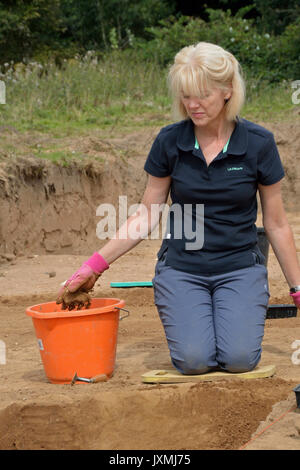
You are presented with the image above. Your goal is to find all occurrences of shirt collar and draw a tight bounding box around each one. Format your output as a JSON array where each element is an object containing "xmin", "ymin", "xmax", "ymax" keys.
[{"xmin": 176, "ymin": 117, "xmax": 248, "ymax": 156}]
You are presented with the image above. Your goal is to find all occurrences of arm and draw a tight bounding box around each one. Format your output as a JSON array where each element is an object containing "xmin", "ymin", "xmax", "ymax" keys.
[
  {"xmin": 56, "ymin": 175, "xmax": 171, "ymax": 304},
  {"xmin": 99, "ymin": 174, "xmax": 171, "ymax": 263},
  {"xmin": 258, "ymin": 181, "xmax": 300, "ymax": 289}
]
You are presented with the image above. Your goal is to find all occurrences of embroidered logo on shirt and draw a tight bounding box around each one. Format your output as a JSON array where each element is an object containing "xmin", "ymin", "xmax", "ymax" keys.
[{"xmin": 227, "ymin": 166, "xmax": 243, "ymax": 172}]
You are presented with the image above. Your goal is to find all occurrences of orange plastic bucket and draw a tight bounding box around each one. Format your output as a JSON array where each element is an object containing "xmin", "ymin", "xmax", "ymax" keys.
[{"xmin": 26, "ymin": 298, "xmax": 126, "ymax": 384}]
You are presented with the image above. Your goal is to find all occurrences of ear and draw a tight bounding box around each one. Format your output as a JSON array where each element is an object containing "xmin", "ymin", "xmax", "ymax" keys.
[{"xmin": 224, "ymin": 84, "xmax": 233, "ymax": 102}]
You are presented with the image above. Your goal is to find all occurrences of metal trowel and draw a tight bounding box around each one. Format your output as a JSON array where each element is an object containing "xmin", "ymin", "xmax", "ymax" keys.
[{"xmin": 71, "ymin": 372, "xmax": 108, "ymax": 385}]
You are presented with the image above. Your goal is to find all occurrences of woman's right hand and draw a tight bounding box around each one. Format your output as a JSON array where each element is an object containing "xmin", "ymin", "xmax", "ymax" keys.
[{"xmin": 56, "ymin": 252, "xmax": 109, "ymax": 310}]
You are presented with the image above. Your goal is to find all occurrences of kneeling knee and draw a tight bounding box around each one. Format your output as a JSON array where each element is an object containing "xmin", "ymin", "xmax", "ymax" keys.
[
  {"xmin": 171, "ymin": 351, "xmax": 212, "ymax": 375},
  {"xmin": 222, "ymin": 351, "xmax": 261, "ymax": 373}
]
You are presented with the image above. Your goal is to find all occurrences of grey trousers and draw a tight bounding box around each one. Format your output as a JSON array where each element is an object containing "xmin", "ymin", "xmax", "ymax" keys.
[{"xmin": 152, "ymin": 251, "xmax": 270, "ymax": 374}]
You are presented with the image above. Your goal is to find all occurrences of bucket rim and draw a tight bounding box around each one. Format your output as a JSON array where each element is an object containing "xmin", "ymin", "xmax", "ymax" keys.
[{"xmin": 26, "ymin": 297, "xmax": 125, "ymax": 319}]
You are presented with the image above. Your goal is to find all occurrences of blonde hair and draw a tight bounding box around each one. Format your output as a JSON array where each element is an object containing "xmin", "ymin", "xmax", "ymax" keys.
[{"xmin": 168, "ymin": 42, "xmax": 245, "ymax": 122}]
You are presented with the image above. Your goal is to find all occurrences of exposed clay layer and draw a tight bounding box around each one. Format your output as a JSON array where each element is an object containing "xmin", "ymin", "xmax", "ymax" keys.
[
  {"xmin": 0, "ymin": 375, "xmax": 296, "ymax": 450},
  {"xmin": 0, "ymin": 121, "xmax": 299, "ymax": 256},
  {"xmin": 0, "ymin": 121, "xmax": 299, "ymax": 450}
]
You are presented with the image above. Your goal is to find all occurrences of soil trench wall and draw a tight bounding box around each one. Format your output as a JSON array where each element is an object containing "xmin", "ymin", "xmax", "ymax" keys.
[
  {"xmin": 0, "ymin": 121, "xmax": 298, "ymax": 256},
  {"xmin": 0, "ymin": 155, "xmax": 147, "ymax": 256}
]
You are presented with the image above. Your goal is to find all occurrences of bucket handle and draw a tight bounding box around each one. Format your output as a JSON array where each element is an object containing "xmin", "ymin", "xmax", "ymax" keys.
[{"xmin": 115, "ymin": 306, "xmax": 130, "ymax": 320}]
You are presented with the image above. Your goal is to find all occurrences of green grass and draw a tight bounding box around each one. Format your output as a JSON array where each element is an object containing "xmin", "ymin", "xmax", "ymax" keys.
[
  {"xmin": 0, "ymin": 50, "xmax": 298, "ymax": 162},
  {"xmin": 1, "ymin": 50, "xmax": 170, "ymax": 135},
  {"xmin": 243, "ymin": 79, "xmax": 297, "ymax": 122},
  {"xmin": 33, "ymin": 149, "xmax": 78, "ymax": 164}
]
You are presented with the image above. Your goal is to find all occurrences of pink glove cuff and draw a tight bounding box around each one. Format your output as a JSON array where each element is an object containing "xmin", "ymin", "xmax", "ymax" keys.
[
  {"xmin": 84, "ymin": 252, "xmax": 109, "ymax": 275},
  {"xmin": 290, "ymin": 291, "xmax": 300, "ymax": 304}
]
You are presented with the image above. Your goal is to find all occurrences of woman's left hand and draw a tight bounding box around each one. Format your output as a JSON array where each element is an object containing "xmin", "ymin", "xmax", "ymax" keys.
[{"xmin": 290, "ymin": 291, "xmax": 300, "ymax": 308}]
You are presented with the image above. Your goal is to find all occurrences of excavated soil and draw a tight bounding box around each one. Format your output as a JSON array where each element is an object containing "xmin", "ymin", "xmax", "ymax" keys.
[{"xmin": 0, "ymin": 119, "xmax": 300, "ymax": 450}]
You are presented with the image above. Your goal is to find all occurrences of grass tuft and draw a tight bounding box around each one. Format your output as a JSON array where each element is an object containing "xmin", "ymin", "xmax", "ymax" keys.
[{"xmin": 0, "ymin": 51, "xmax": 298, "ymax": 162}]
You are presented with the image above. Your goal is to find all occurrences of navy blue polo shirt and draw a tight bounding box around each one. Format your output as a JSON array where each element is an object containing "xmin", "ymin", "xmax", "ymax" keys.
[{"xmin": 144, "ymin": 117, "xmax": 285, "ymax": 275}]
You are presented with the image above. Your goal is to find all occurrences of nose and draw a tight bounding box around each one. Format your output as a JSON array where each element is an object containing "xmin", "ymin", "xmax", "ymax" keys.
[
  {"xmin": 188, "ymin": 98, "xmax": 199, "ymax": 107},
  {"xmin": 187, "ymin": 98, "xmax": 202, "ymax": 110}
]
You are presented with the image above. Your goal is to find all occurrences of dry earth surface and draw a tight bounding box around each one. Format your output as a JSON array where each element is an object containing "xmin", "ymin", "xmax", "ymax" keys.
[{"xmin": 0, "ymin": 118, "xmax": 299, "ymax": 450}]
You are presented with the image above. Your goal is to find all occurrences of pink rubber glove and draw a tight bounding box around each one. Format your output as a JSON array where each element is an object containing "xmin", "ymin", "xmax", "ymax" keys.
[
  {"xmin": 290, "ymin": 291, "xmax": 300, "ymax": 309},
  {"xmin": 57, "ymin": 252, "xmax": 109, "ymax": 297}
]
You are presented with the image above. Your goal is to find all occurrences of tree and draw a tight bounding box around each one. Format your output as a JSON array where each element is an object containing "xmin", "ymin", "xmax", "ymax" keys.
[
  {"xmin": 0, "ymin": 0, "xmax": 65, "ymax": 62},
  {"xmin": 60, "ymin": 0, "xmax": 176, "ymax": 50},
  {"xmin": 254, "ymin": 0, "xmax": 300, "ymax": 35}
]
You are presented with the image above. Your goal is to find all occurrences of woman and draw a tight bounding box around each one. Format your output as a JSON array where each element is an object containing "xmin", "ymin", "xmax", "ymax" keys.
[{"xmin": 57, "ymin": 42, "xmax": 300, "ymax": 375}]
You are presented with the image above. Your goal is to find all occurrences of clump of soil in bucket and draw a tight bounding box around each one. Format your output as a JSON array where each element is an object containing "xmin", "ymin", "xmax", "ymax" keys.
[{"xmin": 56, "ymin": 290, "xmax": 91, "ymax": 310}]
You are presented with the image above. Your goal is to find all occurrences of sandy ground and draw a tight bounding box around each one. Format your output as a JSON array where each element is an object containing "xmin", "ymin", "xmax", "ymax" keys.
[
  {"xmin": 0, "ymin": 119, "xmax": 300, "ymax": 450},
  {"xmin": 0, "ymin": 225, "xmax": 300, "ymax": 450}
]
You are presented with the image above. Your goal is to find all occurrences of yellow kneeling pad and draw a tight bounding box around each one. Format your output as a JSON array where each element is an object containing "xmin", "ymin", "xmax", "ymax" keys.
[{"xmin": 141, "ymin": 364, "xmax": 276, "ymax": 384}]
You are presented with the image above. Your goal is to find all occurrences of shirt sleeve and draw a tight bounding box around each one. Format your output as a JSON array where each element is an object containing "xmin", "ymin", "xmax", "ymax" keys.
[
  {"xmin": 257, "ymin": 134, "xmax": 285, "ymax": 185},
  {"xmin": 144, "ymin": 130, "xmax": 171, "ymax": 177}
]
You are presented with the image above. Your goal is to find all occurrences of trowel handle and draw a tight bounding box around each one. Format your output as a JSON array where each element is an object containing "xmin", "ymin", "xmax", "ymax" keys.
[{"xmin": 90, "ymin": 373, "xmax": 108, "ymax": 383}]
